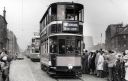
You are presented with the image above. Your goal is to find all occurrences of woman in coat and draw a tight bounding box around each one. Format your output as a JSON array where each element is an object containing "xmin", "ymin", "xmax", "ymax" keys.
[{"xmin": 96, "ymin": 52, "xmax": 104, "ymax": 77}]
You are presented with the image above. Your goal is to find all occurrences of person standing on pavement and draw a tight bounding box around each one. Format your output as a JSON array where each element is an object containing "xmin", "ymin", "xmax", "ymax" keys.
[
  {"xmin": 90, "ymin": 52, "xmax": 96, "ymax": 75},
  {"xmin": 0, "ymin": 50, "xmax": 10, "ymax": 81},
  {"xmin": 0, "ymin": 54, "xmax": 4, "ymax": 81},
  {"xmin": 96, "ymin": 51, "xmax": 104, "ymax": 77},
  {"xmin": 103, "ymin": 51, "xmax": 108, "ymax": 78},
  {"xmin": 121, "ymin": 52, "xmax": 126, "ymax": 81},
  {"xmin": 107, "ymin": 50, "xmax": 116, "ymax": 81},
  {"xmin": 82, "ymin": 50, "xmax": 89, "ymax": 74},
  {"xmin": 124, "ymin": 50, "xmax": 128, "ymax": 81},
  {"xmin": 88, "ymin": 52, "xmax": 92, "ymax": 74},
  {"xmin": 95, "ymin": 50, "xmax": 100, "ymax": 76},
  {"xmin": 114, "ymin": 53, "xmax": 122, "ymax": 81}
]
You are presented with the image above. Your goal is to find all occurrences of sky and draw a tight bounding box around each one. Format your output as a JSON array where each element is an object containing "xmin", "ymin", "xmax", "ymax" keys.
[{"xmin": 0, "ymin": 0, "xmax": 128, "ymax": 50}]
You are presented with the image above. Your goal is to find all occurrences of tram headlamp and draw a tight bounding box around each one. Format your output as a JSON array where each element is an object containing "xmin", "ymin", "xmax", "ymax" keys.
[
  {"xmin": 48, "ymin": 61, "xmax": 51, "ymax": 66},
  {"xmin": 68, "ymin": 64, "xmax": 73, "ymax": 70}
]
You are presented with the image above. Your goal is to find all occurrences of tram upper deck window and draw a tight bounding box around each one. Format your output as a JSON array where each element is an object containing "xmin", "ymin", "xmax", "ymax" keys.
[
  {"xmin": 32, "ymin": 39, "xmax": 35, "ymax": 42},
  {"xmin": 35, "ymin": 49, "xmax": 39, "ymax": 53},
  {"xmin": 51, "ymin": 5, "xmax": 57, "ymax": 21},
  {"xmin": 35, "ymin": 38, "xmax": 40, "ymax": 42},
  {"xmin": 57, "ymin": 5, "xmax": 65, "ymax": 20},
  {"xmin": 57, "ymin": 4, "xmax": 83, "ymax": 22}
]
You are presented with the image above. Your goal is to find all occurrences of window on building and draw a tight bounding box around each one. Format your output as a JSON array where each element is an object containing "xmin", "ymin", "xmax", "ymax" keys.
[{"xmin": 124, "ymin": 35, "xmax": 126, "ymax": 39}]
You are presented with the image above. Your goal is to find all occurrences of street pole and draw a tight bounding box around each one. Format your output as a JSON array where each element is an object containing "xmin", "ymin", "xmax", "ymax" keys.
[
  {"xmin": 101, "ymin": 33, "xmax": 102, "ymax": 49},
  {"xmin": 12, "ymin": 33, "xmax": 13, "ymax": 55}
]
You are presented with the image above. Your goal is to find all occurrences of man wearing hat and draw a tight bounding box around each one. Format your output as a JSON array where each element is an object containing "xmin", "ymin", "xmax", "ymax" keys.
[{"xmin": 124, "ymin": 50, "xmax": 128, "ymax": 81}]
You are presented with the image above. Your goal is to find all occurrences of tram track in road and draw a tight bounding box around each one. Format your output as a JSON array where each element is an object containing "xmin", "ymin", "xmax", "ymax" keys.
[{"xmin": 55, "ymin": 76, "xmax": 85, "ymax": 81}]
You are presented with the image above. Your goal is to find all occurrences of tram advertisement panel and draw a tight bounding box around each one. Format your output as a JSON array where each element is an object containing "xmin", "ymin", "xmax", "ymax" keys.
[{"xmin": 63, "ymin": 21, "xmax": 79, "ymax": 32}]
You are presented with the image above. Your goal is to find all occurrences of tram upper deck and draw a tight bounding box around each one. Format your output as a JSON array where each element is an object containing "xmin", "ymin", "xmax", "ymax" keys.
[{"xmin": 40, "ymin": 2, "xmax": 84, "ymax": 37}]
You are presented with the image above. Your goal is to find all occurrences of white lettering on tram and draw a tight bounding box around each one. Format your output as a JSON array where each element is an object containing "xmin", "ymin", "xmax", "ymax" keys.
[{"xmin": 63, "ymin": 23, "xmax": 78, "ymax": 27}]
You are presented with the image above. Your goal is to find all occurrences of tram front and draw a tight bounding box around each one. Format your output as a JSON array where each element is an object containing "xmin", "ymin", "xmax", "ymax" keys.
[{"xmin": 47, "ymin": 2, "xmax": 84, "ymax": 76}]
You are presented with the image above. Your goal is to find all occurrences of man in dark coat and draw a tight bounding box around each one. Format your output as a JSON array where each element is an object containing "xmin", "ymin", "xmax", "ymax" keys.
[{"xmin": 82, "ymin": 50, "xmax": 89, "ymax": 74}]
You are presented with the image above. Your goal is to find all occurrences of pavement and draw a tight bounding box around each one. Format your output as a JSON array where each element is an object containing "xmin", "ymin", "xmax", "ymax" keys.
[
  {"xmin": 9, "ymin": 59, "xmax": 36, "ymax": 81},
  {"xmin": 9, "ymin": 57, "xmax": 107, "ymax": 81}
]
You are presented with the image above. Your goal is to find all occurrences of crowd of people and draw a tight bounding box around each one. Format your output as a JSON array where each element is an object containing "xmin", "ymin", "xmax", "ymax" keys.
[
  {"xmin": 0, "ymin": 49, "xmax": 13, "ymax": 81},
  {"xmin": 82, "ymin": 49, "xmax": 128, "ymax": 81}
]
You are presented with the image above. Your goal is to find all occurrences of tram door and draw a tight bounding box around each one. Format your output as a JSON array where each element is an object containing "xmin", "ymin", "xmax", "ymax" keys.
[{"xmin": 59, "ymin": 39, "xmax": 65, "ymax": 54}]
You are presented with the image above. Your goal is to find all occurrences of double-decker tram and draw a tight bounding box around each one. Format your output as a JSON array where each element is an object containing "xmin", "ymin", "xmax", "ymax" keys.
[
  {"xmin": 29, "ymin": 35, "xmax": 40, "ymax": 61},
  {"xmin": 40, "ymin": 2, "xmax": 84, "ymax": 76}
]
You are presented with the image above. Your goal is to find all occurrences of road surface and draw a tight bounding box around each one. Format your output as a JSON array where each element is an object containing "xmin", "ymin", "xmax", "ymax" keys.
[{"xmin": 9, "ymin": 57, "xmax": 107, "ymax": 81}]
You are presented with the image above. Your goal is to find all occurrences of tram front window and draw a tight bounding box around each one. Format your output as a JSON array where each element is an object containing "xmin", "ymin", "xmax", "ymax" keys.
[
  {"xmin": 57, "ymin": 4, "xmax": 83, "ymax": 21},
  {"xmin": 59, "ymin": 39, "xmax": 65, "ymax": 54},
  {"xmin": 35, "ymin": 49, "xmax": 39, "ymax": 53},
  {"xmin": 66, "ymin": 45, "xmax": 74, "ymax": 53},
  {"xmin": 75, "ymin": 40, "xmax": 81, "ymax": 53},
  {"xmin": 58, "ymin": 38, "xmax": 81, "ymax": 54}
]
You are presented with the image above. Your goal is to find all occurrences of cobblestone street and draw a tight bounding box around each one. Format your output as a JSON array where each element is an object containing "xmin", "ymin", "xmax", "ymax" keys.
[{"xmin": 9, "ymin": 57, "xmax": 107, "ymax": 81}]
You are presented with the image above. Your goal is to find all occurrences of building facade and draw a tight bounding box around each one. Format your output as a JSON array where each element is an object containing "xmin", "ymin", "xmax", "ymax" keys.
[
  {"xmin": 84, "ymin": 36, "xmax": 94, "ymax": 50},
  {"xmin": 105, "ymin": 23, "xmax": 128, "ymax": 52},
  {"xmin": 0, "ymin": 8, "xmax": 8, "ymax": 52},
  {"xmin": 7, "ymin": 30, "xmax": 20, "ymax": 55}
]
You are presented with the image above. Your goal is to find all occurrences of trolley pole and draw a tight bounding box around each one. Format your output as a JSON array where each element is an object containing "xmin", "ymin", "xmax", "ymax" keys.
[{"xmin": 100, "ymin": 33, "xmax": 102, "ymax": 49}]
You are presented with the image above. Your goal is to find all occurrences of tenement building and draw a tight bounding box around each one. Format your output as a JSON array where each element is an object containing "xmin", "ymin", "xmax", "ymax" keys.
[
  {"xmin": 105, "ymin": 23, "xmax": 128, "ymax": 52},
  {"xmin": 0, "ymin": 8, "xmax": 8, "ymax": 52},
  {"xmin": 7, "ymin": 30, "xmax": 20, "ymax": 55}
]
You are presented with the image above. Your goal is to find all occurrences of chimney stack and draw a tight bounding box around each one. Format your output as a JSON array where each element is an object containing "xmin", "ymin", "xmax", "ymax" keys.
[{"xmin": 3, "ymin": 7, "xmax": 6, "ymax": 19}]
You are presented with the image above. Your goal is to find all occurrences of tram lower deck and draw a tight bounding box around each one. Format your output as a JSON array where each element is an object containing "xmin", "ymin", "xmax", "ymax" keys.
[{"xmin": 40, "ymin": 35, "xmax": 83, "ymax": 76}]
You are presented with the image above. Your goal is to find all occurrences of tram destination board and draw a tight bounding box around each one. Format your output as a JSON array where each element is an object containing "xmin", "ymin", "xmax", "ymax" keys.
[{"xmin": 63, "ymin": 21, "xmax": 79, "ymax": 32}]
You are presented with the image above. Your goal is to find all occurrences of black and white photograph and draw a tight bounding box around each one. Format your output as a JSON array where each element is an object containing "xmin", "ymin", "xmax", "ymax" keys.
[{"xmin": 0, "ymin": 0, "xmax": 128, "ymax": 81}]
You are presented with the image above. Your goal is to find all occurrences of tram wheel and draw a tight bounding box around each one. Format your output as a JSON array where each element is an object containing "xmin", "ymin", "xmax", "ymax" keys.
[
  {"xmin": 41, "ymin": 64, "xmax": 43, "ymax": 70},
  {"xmin": 41, "ymin": 64, "xmax": 45, "ymax": 71},
  {"xmin": 47, "ymin": 68, "xmax": 56, "ymax": 77}
]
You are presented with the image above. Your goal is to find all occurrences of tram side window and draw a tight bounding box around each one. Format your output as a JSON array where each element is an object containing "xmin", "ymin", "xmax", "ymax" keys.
[
  {"xmin": 51, "ymin": 5, "xmax": 57, "ymax": 21},
  {"xmin": 51, "ymin": 24, "xmax": 57, "ymax": 33},
  {"xmin": 79, "ymin": 9, "xmax": 84, "ymax": 21},
  {"xmin": 43, "ymin": 20, "xmax": 45, "ymax": 28},
  {"xmin": 32, "ymin": 39, "xmax": 35, "ymax": 42},
  {"xmin": 79, "ymin": 10, "xmax": 82, "ymax": 21},
  {"xmin": 46, "ymin": 14, "xmax": 49, "ymax": 25},
  {"xmin": 48, "ymin": 8, "xmax": 51, "ymax": 23},
  {"xmin": 50, "ymin": 41, "xmax": 57, "ymax": 53},
  {"xmin": 79, "ymin": 25, "xmax": 83, "ymax": 34},
  {"xmin": 50, "ymin": 24, "xmax": 62, "ymax": 33},
  {"xmin": 76, "ymin": 40, "xmax": 81, "ymax": 53}
]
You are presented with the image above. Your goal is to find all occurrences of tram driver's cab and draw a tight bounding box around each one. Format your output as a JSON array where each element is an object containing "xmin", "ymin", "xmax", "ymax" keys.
[{"xmin": 49, "ymin": 36, "xmax": 81, "ymax": 55}]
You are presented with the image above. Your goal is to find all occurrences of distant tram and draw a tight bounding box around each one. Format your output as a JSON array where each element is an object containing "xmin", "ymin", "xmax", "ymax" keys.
[
  {"xmin": 28, "ymin": 35, "xmax": 40, "ymax": 61},
  {"xmin": 40, "ymin": 2, "xmax": 84, "ymax": 76}
]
